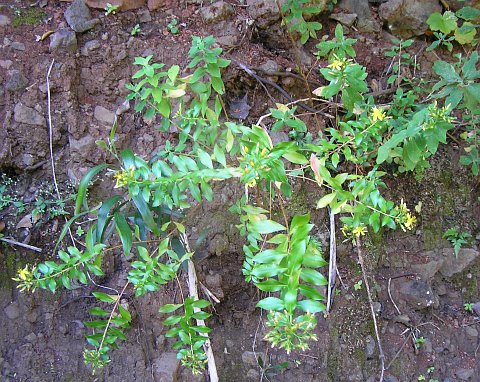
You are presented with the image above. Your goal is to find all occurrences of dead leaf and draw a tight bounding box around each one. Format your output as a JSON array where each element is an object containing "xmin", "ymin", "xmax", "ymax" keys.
[{"xmin": 16, "ymin": 214, "xmax": 33, "ymax": 229}]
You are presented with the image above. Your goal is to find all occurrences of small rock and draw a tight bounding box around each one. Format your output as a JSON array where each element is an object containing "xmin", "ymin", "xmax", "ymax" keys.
[
  {"xmin": 339, "ymin": 0, "xmax": 380, "ymax": 32},
  {"xmin": 115, "ymin": 49, "xmax": 128, "ymax": 61},
  {"xmin": 411, "ymin": 258, "xmax": 444, "ymax": 280},
  {"xmin": 81, "ymin": 39, "xmax": 100, "ymax": 56},
  {"xmin": 0, "ymin": 15, "xmax": 11, "ymax": 27},
  {"xmin": 25, "ymin": 310, "xmax": 38, "ymax": 323},
  {"xmin": 152, "ymin": 352, "xmax": 180, "ymax": 382},
  {"xmin": 49, "ymin": 29, "xmax": 78, "ymax": 53},
  {"xmin": 439, "ymin": 248, "xmax": 479, "ymax": 277},
  {"xmin": 365, "ymin": 335, "xmax": 375, "ymax": 359},
  {"xmin": 199, "ymin": 1, "xmax": 234, "ymax": 24},
  {"xmin": 6, "ymin": 70, "xmax": 28, "ymax": 92},
  {"xmin": 11, "ymin": 41, "xmax": 26, "ymax": 51},
  {"xmin": 65, "ymin": 0, "xmax": 99, "ymax": 33},
  {"xmin": 0, "ymin": 59, "xmax": 13, "ymax": 69},
  {"xmin": 241, "ymin": 351, "xmax": 264, "ymax": 367},
  {"xmin": 465, "ymin": 326, "xmax": 478, "ymax": 338},
  {"xmin": 472, "ymin": 302, "xmax": 480, "ymax": 316},
  {"xmin": 422, "ymin": 337, "xmax": 433, "ymax": 353},
  {"xmin": 436, "ymin": 283, "xmax": 447, "ymax": 295},
  {"xmin": 384, "ymin": 376, "xmax": 399, "ymax": 382},
  {"xmin": 379, "ymin": 0, "xmax": 442, "ymax": 38},
  {"xmin": 247, "ymin": 369, "xmax": 260, "ymax": 380},
  {"xmin": 330, "ymin": 13, "xmax": 357, "ymax": 27},
  {"xmin": 372, "ymin": 302, "xmax": 383, "ymax": 313},
  {"xmin": 14, "ymin": 103, "xmax": 46, "ymax": 126},
  {"xmin": 4, "ymin": 303, "xmax": 20, "ymax": 319},
  {"xmin": 397, "ymin": 279, "xmax": 437, "ymax": 310},
  {"xmin": 94, "ymin": 105, "xmax": 115, "ymax": 125},
  {"xmin": 24, "ymin": 332, "xmax": 37, "ymax": 342},
  {"xmin": 138, "ymin": 9, "xmax": 152, "ymax": 23},
  {"xmin": 259, "ymin": 59, "xmax": 279, "ymax": 75},
  {"xmin": 456, "ymin": 368, "xmax": 474, "ymax": 381},
  {"xmin": 148, "ymin": 0, "xmax": 164, "ymax": 10}
]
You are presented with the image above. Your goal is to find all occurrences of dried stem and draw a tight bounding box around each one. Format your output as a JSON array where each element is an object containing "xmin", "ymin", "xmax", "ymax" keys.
[{"xmin": 356, "ymin": 237, "xmax": 385, "ymax": 382}]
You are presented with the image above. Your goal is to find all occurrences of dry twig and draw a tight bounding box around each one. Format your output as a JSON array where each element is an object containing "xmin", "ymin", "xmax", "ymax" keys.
[{"xmin": 356, "ymin": 237, "xmax": 385, "ymax": 382}]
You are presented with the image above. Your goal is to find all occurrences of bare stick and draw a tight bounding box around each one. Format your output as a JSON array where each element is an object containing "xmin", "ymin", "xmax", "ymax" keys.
[
  {"xmin": 326, "ymin": 209, "xmax": 336, "ymax": 313},
  {"xmin": 356, "ymin": 237, "xmax": 385, "ymax": 382},
  {"xmin": 387, "ymin": 278, "xmax": 402, "ymax": 315},
  {"xmin": 0, "ymin": 237, "xmax": 42, "ymax": 252},
  {"xmin": 181, "ymin": 233, "xmax": 219, "ymax": 382}
]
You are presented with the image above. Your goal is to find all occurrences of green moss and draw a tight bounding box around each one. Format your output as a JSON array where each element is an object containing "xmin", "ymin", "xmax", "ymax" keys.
[
  {"xmin": 452, "ymin": 264, "xmax": 479, "ymax": 302},
  {"xmin": 422, "ymin": 220, "xmax": 444, "ymax": 251},
  {"xmin": 0, "ymin": 250, "xmax": 16, "ymax": 288},
  {"xmin": 12, "ymin": 8, "xmax": 46, "ymax": 27}
]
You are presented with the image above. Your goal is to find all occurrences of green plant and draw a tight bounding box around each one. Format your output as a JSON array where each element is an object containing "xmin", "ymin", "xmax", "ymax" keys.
[
  {"xmin": 12, "ymin": 7, "xmax": 46, "ymax": 27},
  {"xmin": 159, "ymin": 298, "xmax": 212, "ymax": 374},
  {"xmin": 167, "ymin": 17, "xmax": 179, "ymax": 35},
  {"xmin": 354, "ymin": 280, "xmax": 363, "ymax": 291},
  {"xmin": 464, "ymin": 302, "xmax": 474, "ymax": 313},
  {"xmin": 14, "ymin": 26, "xmax": 479, "ymax": 378},
  {"xmin": 443, "ymin": 227, "xmax": 472, "ymax": 257},
  {"xmin": 384, "ymin": 38, "xmax": 415, "ymax": 86},
  {"xmin": 130, "ymin": 23, "xmax": 141, "ymax": 36},
  {"xmin": 415, "ymin": 336, "xmax": 426, "ymax": 349},
  {"xmin": 104, "ymin": 3, "xmax": 119, "ymax": 16},
  {"xmin": 315, "ymin": 23, "xmax": 357, "ymax": 61},
  {"xmin": 427, "ymin": 7, "xmax": 480, "ymax": 47},
  {"xmin": 281, "ymin": 0, "xmax": 324, "ymax": 44},
  {"xmin": 460, "ymin": 119, "xmax": 480, "ymax": 175}
]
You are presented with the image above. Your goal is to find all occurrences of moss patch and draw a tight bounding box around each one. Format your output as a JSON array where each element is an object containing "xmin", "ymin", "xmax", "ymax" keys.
[{"xmin": 12, "ymin": 7, "xmax": 46, "ymax": 27}]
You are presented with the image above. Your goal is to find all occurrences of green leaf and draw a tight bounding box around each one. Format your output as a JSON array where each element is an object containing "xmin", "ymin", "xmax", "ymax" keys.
[
  {"xmin": 300, "ymin": 268, "xmax": 328, "ymax": 285},
  {"xmin": 316, "ymin": 192, "xmax": 336, "ymax": 209},
  {"xmin": 427, "ymin": 11, "xmax": 458, "ymax": 34},
  {"xmin": 167, "ymin": 65, "xmax": 180, "ymax": 82},
  {"xmin": 114, "ymin": 212, "xmax": 133, "ymax": 257},
  {"xmin": 282, "ymin": 151, "xmax": 309, "ymax": 165},
  {"xmin": 75, "ymin": 164, "xmax": 110, "ymax": 214},
  {"xmin": 253, "ymin": 249, "xmax": 288, "ymax": 264},
  {"xmin": 256, "ymin": 297, "xmax": 284, "ymax": 311},
  {"xmin": 159, "ymin": 303, "xmax": 183, "ymax": 313},
  {"xmin": 89, "ymin": 307, "xmax": 109, "ymax": 317},
  {"xmin": 248, "ymin": 220, "xmax": 286, "ymax": 234},
  {"xmin": 456, "ymin": 6, "xmax": 480, "ymax": 21},
  {"xmin": 197, "ymin": 149, "xmax": 213, "ymax": 169},
  {"xmin": 298, "ymin": 299, "xmax": 325, "ymax": 313},
  {"xmin": 93, "ymin": 292, "xmax": 117, "ymax": 303},
  {"xmin": 191, "ymin": 299, "xmax": 210, "ymax": 309},
  {"xmin": 213, "ymin": 144, "xmax": 226, "ymax": 167},
  {"xmin": 132, "ymin": 194, "xmax": 160, "ymax": 236}
]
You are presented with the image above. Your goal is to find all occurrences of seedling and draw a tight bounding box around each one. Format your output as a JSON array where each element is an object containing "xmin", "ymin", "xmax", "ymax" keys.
[
  {"xmin": 105, "ymin": 3, "xmax": 119, "ymax": 16},
  {"xmin": 414, "ymin": 336, "xmax": 426, "ymax": 349},
  {"xmin": 443, "ymin": 227, "xmax": 472, "ymax": 257},
  {"xmin": 130, "ymin": 24, "xmax": 141, "ymax": 36},
  {"xmin": 167, "ymin": 18, "xmax": 179, "ymax": 35},
  {"xmin": 464, "ymin": 302, "xmax": 474, "ymax": 313},
  {"xmin": 354, "ymin": 280, "xmax": 363, "ymax": 291}
]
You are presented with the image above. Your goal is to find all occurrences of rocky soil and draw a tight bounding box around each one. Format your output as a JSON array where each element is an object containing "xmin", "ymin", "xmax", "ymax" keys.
[{"xmin": 1, "ymin": 0, "xmax": 479, "ymax": 381}]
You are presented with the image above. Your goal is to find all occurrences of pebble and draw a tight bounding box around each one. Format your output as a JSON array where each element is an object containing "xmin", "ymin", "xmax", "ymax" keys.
[
  {"xmin": 81, "ymin": 39, "xmax": 101, "ymax": 56},
  {"xmin": 246, "ymin": 369, "xmax": 260, "ymax": 380},
  {"xmin": 4, "ymin": 302, "xmax": 20, "ymax": 320},
  {"xmin": 465, "ymin": 326, "xmax": 478, "ymax": 338},
  {"xmin": 365, "ymin": 335, "xmax": 375, "ymax": 359},
  {"xmin": 138, "ymin": 10, "xmax": 152, "ymax": 23},
  {"xmin": 24, "ymin": 332, "xmax": 37, "ymax": 342},
  {"xmin": 0, "ymin": 59, "xmax": 13, "ymax": 69},
  {"xmin": 25, "ymin": 310, "xmax": 38, "ymax": 323},
  {"xmin": 14, "ymin": 103, "xmax": 46, "ymax": 126},
  {"xmin": 0, "ymin": 15, "xmax": 11, "ymax": 27},
  {"xmin": 6, "ymin": 70, "xmax": 28, "ymax": 92},
  {"xmin": 94, "ymin": 105, "xmax": 115, "ymax": 125},
  {"xmin": 65, "ymin": 0, "xmax": 99, "ymax": 33},
  {"xmin": 456, "ymin": 368, "xmax": 474, "ymax": 380},
  {"xmin": 11, "ymin": 41, "xmax": 26, "ymax": 51},
  {"xmin": 49, "ymin": 29, "xmax": 77, "ymax": 53}
]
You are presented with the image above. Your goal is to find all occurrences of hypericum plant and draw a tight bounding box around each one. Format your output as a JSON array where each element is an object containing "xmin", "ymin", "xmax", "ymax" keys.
[
  {"xmin": 315, "ymin": 23, "xmax": 357, "ymax": 61},
  {"xmin": 159, "ymin": 298, "xmax": 212, "ymax": 374},
  {"xmin": 443, "ymin": 227, "xmax": 472, "ymax": 257},
  {"xmin": 15, "ymin": 25, "xmax": 478, "ymax": 377},
  {"xmin": 281, "ymin": 0, "xmax": 324, "ymax": 44},
  {"xmin": 167, "ymin": 17, "xmax": 180, "ymax": 35}
]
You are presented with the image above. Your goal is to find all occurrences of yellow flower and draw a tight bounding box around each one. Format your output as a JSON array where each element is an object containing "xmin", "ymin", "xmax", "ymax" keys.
[
  {"xmin": 371, "ymin": 106, "xmax": 386, "ymax": 122},
  {"xmin": 352, "ymin": 225, "xmax": 367, "ymax": 237},
  {"xmin": 328, "ymin": 58, "xmax": 344, "ymax": 71},
  {"xmin": 404, "ymin": 213, "xmax": 417, "ymax": 231}
]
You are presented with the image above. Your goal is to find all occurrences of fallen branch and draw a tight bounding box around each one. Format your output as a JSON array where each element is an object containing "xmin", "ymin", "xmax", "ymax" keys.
[
  {"xmin": 356, "ymin": 237, "xmax": 385, "ymax": 382},
  {"xmin": 181, "ymin": 233, "xmax": 219, "ymax": 382},
  {"xmin": 0, "ymin": 237, "xmax": 42, "ymax": 252}
]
